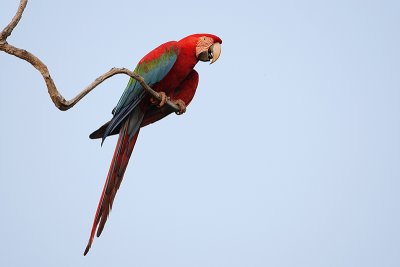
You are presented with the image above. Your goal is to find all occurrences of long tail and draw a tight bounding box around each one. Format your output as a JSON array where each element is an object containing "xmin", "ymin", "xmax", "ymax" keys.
[{"xmin": 84, "ymin": 110, "xmax": 143, "ymax": 256}]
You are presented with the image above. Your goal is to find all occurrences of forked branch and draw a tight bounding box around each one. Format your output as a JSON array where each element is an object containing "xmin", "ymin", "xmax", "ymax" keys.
[{"xmin": 0, "ymin": 0, "xmax": 180, "ymax": 111}]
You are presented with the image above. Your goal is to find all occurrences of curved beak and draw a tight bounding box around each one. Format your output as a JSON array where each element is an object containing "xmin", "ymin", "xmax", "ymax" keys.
[
  {"xmin": 209, "ymin": 42, "xmax": 221, "ymax": 64},
  {"xmin": 197, "ymin": 42, "xmax": 222, "ymax": 64}
]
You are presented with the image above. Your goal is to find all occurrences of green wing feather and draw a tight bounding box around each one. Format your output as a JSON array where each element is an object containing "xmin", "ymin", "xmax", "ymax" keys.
[
  {"xmin": 102, "ymin": 41, "xmax": 179, "ymax": 142},
  {"xmin": 113, "ymin": 42, "xmax": 179, "ymax": 115}
]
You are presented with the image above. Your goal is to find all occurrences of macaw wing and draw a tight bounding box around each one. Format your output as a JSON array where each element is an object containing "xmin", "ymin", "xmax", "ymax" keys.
[{"xmin": 101, "ymin": 41, "xmax": 179, "ymax": 142}]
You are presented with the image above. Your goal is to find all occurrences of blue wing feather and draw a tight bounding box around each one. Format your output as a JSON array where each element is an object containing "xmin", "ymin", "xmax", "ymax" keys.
[{"xmin": 101, "ymin": 42, "xmax": 179, "ymax": 143}]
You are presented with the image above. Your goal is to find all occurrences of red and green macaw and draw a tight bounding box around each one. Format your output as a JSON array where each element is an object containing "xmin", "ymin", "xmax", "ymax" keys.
[{"xmin": 84, "ymin": 34, "xmax": 222, "ymax": 255}]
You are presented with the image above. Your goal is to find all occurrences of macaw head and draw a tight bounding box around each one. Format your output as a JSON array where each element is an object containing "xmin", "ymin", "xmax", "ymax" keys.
[{"xmin": 180, "ymin": 34, "xmax": 222, "ymax": 64}]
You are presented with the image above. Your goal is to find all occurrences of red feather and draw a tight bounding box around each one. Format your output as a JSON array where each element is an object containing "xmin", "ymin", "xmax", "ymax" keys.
[
  {"xmin": 84, "ymin": 122, "xmax": 139, "ymax": 255},
  {"xmin": 84, "ymin": 34, "xmax": 221, "ymax": 255}
]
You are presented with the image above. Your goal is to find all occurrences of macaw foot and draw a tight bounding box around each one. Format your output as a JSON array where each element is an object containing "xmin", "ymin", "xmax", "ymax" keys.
[
  {"xmin": 173, "ymin": 99, "xmax": 187, "ymax": 115},
  {"xmin": 150, "ymin": 91, "xmax": 167, "ymax": 108}
]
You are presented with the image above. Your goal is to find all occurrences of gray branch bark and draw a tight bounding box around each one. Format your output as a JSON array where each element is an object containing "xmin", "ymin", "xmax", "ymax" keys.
[{"xmin": 0, "ymin": 0, "xmax": 180, "ymax": 111}]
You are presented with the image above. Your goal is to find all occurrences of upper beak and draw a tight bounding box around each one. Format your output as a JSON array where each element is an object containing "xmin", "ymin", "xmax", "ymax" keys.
[
  {"xmin": 209, "ymin": 42, "xmax": 221, "ymax": 64},
  {"xmin": 197, "ymin": 42, "xmax": 222, "ymax": 64}
]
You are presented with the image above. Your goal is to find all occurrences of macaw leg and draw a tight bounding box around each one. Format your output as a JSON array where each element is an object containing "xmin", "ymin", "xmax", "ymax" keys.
[
  {"xmin": 150, "ymin": 91, "xmax": 167, "ymax": 107},
  {"xmin": 172, "ymin": 99, "xmax": 187, "ymax": 115},
  {"xmin": 171, "ymin": 69, "xmax": 199, "ymax": 115},
  {"xmin": 141, "ymin": 70, "xmax": 199, "ymax": 127}
]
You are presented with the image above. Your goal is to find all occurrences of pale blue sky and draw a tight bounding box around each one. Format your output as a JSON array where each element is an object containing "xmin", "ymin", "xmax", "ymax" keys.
[{"xmin": 1, "ymin": 0, "xmax": 400, "ymax": 266}]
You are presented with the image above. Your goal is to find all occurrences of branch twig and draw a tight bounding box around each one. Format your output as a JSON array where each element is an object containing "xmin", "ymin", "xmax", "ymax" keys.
[{"xmin": 0, "ymin": 0, "xmax": 179, "ymax": 111}]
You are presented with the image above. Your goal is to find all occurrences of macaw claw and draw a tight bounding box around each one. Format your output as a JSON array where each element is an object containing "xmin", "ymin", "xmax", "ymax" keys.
[
  {"xmin": 173, "ymin": 99, "xmax": 186, "ymax": 115},
  {"xmin": 150, "ymin": 91, "xmax": 167, "ymax": 108}
]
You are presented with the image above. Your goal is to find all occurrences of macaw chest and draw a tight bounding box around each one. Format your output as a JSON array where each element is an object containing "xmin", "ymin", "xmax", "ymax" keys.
[{"xmin": 153, "ymin": 65, "xmax": 195, "ymax": 97}]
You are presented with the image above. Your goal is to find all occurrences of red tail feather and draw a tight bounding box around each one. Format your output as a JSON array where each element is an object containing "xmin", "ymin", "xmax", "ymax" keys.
[{"xmin": 84, "ymin": 122, "xmax": 140, "ymax": 256}]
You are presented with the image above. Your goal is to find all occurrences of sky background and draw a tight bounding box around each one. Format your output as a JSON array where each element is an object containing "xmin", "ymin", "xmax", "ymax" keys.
[{"xmin": 1, "ymin": 0, "xmax": 400, "ymax": 266}]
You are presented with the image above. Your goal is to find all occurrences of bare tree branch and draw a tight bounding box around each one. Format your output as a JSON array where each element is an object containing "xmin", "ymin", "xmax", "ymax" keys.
[
  {"xmin": 0, "ymin": 0, "xmax": 27, "ymax": 41},
  {"xmin": 0, "ymin": 0, "xmax": 180, "ymax": 111}
]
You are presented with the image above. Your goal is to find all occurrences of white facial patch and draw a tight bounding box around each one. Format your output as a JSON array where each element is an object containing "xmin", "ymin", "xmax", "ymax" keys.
[{"xmin": 196, "ymin": 36, "xmax": 214, "ymax": 57}]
